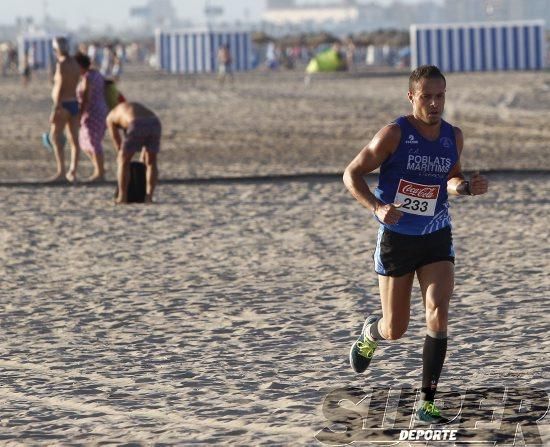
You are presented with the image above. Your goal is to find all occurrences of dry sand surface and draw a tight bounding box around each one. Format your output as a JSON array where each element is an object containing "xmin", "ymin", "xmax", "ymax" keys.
[
  {"xmin": 0, "ymin": 67, "xmax": 549, "ymax": 445},
  {"xmin": 0, "ymin": 66, "xmax": 549, "ymax": 180}
]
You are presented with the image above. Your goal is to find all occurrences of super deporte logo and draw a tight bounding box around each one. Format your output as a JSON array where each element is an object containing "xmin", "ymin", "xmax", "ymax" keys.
[{"xmin": 315, "ymin": 386, "xmax": 549, "ymax": 446}]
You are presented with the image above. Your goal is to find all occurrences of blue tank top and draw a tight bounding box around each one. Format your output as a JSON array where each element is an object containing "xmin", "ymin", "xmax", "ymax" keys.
[{"xmin": 374, "ymin": 116, "xmax": 459, "ymax": 235}]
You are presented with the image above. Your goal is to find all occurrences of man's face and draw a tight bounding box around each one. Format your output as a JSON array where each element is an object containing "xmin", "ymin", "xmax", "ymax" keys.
[{"xmin": 408, "ymin": 77, "xmax": 446, "ymax": 126}]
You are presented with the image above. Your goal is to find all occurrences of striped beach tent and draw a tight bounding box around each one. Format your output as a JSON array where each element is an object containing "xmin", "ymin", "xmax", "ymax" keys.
[
  {"xmin": 410, "ymin": 20, "xmax": 546, "ymax": 72},
  {"xmin": 17, "ymin": 33, "xmax": 71, "ymax": 71},
  {"xmin": 155, "ymin": 28, "xmax": 253, "ymax": 74}
]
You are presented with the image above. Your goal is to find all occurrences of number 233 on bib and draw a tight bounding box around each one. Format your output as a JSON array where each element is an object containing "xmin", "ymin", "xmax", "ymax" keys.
[{"xmin": 394, "ymin": 179, "xmax": 440, "ymax": 216}]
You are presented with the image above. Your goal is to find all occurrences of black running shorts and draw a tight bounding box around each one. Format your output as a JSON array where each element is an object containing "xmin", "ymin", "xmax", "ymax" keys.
[{"xmin": 374, "ymin": 226, "xmax": 455, "ymax": 277}]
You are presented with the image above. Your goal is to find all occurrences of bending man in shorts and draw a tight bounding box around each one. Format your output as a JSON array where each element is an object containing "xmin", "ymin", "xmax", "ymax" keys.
[
  {"xmin": 343, "ymin": 65, "xmax": 488, "ymax": 423},
  {"xmin": 106, "ymin": 102, "xmax": 161, "ymax": 203}
]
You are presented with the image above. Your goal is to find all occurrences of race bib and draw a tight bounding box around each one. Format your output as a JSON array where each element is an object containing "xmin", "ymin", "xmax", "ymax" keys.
[{"xmin": 394, "ymin": 179, "xmax": 440, "ymax": 216}]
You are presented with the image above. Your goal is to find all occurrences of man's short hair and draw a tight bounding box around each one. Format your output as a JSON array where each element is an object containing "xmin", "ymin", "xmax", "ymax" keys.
[
  {"xmin": 52, "ymin": 37, "xmax": 69, "ymax": 55},
  {"xmin": 409, "ymin": 65, "xmax": 446, "ymax": 92},
  {"xmin": 75, "ymin": 52, "xmax": 91, "ymax": 69}
]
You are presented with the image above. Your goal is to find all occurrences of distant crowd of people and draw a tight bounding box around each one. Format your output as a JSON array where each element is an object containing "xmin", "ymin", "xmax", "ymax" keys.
[
  {"xmin": 1, "ymin": 42, "xmax": 19, "ymax": 76},
  {"xmin": 261, "ymin": 40, "xmax": 357, "ymax": 71},
  {"xmin": 47, "ymin": 37, "xmax": 161, "ymax": 204},
  {"xmin": 0, "ymin": 39, "xmax": 153, "ymax": 87},
  {"xmin": 258, "ymin": 38, "xmax": 409, "ymax": 72}
]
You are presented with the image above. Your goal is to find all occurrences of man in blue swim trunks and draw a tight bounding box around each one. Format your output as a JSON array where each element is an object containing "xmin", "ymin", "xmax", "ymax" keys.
[
  {"xmin": 343, "ymin": 65, "xmax": 488, "ymax": 424},
  {"xmin": 49, "ymin": 37, "xmax": 81, "ymax": 183}
]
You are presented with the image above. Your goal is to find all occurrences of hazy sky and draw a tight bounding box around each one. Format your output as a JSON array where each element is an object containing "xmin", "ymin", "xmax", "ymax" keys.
[{"xmin": 0, "ymin": 0, "xmax": 439, "ymax": 29}]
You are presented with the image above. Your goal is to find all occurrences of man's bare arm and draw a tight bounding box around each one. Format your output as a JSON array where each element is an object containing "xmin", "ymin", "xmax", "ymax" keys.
[
  {"xmin": 343, "ymin": 124, "xmax": 404, "ymax": 225},
  {"xmin": 106, "ymin": 111, "xmax": 122, "ymax": 152},
  {"xmin": 447, "ymin": 127, "xmax": 468, "ymax": 195},
  {"xmin": 447, "ymin": 127, "xmax": 489, "ymax": 196}
]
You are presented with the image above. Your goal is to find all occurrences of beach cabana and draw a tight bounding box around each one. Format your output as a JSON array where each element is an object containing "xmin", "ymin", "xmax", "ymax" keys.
[
  {"xmin": 17, "ymin": 33, "xmax": 70, "ymax": 71},
  {"xmin": 410, "ymin": 20, "xmax": 546, "ymax": 72},
  {"xmin": 155, "ymin": 28, "xmax": 253, "ymax": 74}
]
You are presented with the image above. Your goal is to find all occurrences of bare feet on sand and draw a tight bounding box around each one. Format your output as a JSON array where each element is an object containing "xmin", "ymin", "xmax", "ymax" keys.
[
  {"xmin": 86, "ymin": 174, "xmax": 105, "ymax": 183},
  {"xmin": 65, "ymin": 170, "xmax": 77, "ymax": 185},
  {"xmin": 46, "ymin": 173, "xmax": 67, "ymax": 184}
]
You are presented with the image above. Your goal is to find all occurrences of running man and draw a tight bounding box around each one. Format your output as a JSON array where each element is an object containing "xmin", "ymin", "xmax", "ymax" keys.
[
  {"xmin": 343, "ymin": 65, "xmax": 488, "ymax": 423},
  {"xmin": 106, "ymin": 102, "xmax": 161, "ymax": 204},
  {"xmin": 49, "ymin": 37, "xmax": 81, "ymax": 183}
]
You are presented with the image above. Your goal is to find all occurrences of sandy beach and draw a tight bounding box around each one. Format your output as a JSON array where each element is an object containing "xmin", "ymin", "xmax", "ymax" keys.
[
  {"xmin": 1, "ymin": 67, "xmax": 549, "ymax": 181},
  {"xmin": 0, "ymin": 67, "xmax": 548, "ymax": 445}
]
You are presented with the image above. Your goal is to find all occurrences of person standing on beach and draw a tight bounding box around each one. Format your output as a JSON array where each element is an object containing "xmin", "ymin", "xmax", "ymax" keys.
[
  {"xmin": 75, "ymin": 52, "xmax": 108, "ymax": 182},
  {"xmin": 49, "ymin": 37, "xmax": 81, "ymax": 183},
  {"xmin": 106, "ymin": 102, "xmax": 161, "ymax": 204},
  {"xmin": 343, "ymin": 65, "xmax": 488, "ymax": 423},
  {"xmin": 217, "ymin": 44, "xmax": 233, "ymax": 85},
  {"xmin": 21, "ymin": 50, "xmax": 32, "ymax": 86}
]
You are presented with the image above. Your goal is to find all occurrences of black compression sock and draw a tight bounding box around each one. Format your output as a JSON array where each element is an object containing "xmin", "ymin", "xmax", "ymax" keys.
[{"xmin": 420, "ymin": 332, "xmax": 448, "ymax": 402}]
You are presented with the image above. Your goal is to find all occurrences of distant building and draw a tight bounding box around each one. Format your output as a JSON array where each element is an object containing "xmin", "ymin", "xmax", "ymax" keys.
[
  {"xmin": 261, "ymin": 0, "xmax": 549, "ymax": 35},
  {"xmin": 263, "ymin": 3, "xmax": 361, "ymax": 27},
  {"xmin": 0, "ymin": 24, "xmax": 18, "ymax": 41},
  {"xmin": 261, "ymin": 0, "xmax": 442, "ymax": 35},
  {"xmin": 443, "ymin": 0, "xmax": 550, "ymax": 27},
  {"xmin": 266, "ymin": 0, "xmax": 296, "ymax": 8},
  {"xmin": 130, "ymin": 0, "xmax": 179, "ymax": 30}
]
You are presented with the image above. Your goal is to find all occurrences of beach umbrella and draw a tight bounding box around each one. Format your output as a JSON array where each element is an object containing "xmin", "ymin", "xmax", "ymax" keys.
[
  {"xmin": 351, "ymin": 33, "xmax": 375, "ymax": 47},
  {"xmin": 387, "ymin": 30, "xmax": 409, "ymax": 47},
  {"xmin": 251, "ymin": 31, "xmax": 275, "ymax": 45},
  {"xmin": 277, "ymin": 34, "xmax": 306, "ymax": 47},
  {"xmin": 306, "ymin": 32, "xmax": 341, "ymax": 47},
  {"xmin": 367, "ymin": 29, "xmax": 409, "ymax": 47}
]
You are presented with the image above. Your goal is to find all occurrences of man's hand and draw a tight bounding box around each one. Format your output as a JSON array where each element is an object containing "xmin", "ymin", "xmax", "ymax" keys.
[
  {"xmin": 469, "ymin": 171, "xmax": 489, "ymax": 196},
  {"xmin": 375, "ymin": 202, "xmax": 404, "ymax": 225}
]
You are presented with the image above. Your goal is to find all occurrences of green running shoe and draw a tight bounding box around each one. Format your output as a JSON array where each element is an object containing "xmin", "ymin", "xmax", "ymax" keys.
[
  {"xmin": 349, "ymin": 315, "xmax": 379, "ymax": 373},
  {"xmin": 415, "ymin": 401, "xmax": 449, "ymax": 424}
]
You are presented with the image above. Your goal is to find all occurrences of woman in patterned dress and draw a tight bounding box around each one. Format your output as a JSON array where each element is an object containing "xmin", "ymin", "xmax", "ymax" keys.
[{"xmin": 75, "ymin": 52, "xmax": 108, "ymax": 181}]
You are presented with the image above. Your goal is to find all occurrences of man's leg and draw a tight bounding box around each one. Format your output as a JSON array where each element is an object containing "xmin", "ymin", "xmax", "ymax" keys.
[
  {"xmin": 65, "ymin": 115, "xmax": 81, "ymax": 183},
  {"xmin": 87, "ymin": 152, "xmax": 104, "ymax": 181},
  {"xmin": 377, "ymin": 273, "xmax": 415, "ymax": 340},
  {"xmin": 350, "ymin": 272, "xmax": 414, "ymax": 373},
  {"xmin": 416, "ymin": 261, "xmax": 454, "ymax": 421},
  {"xmin": 49, "ymin": 112, "xmax": 68, "ymax": 181},
  {"xmin": 116, "ymin": 150, "xmax": 134, "ymax": 203},
  {"xmin": 144, "ymin": 150, "xmax": 158, "ymax": 203}
]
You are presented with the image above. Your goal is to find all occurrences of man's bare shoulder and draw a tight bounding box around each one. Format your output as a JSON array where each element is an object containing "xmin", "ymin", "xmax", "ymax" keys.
[
  {"xmin": 59, "ymin": 57, "xmax": 77, "ymax": 71},
  {"xmin": 106, "ymin": 105, "xmax": 122, "ymax": 124},
  {"xmin": 380, "ymin": 122, "xmax": 402, "ymax": 139},
  {"xmin": 108, "ymin": 102, "xmax": 135, "ymax": 126},
  {"xmin": 371, "ymin": 122, "xmax": 402, "ymax": 153}
]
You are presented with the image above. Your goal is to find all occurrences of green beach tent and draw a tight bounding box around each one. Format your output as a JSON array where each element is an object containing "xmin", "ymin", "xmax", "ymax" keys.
[{"xmin": 306, "ymin": 49, "xmax": 346, "ymax": 73}]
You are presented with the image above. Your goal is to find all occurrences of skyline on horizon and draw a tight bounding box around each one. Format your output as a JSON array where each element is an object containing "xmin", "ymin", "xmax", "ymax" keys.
[{"xmin": 1, "ymin": 0, "xmax": 444, "ymax": 31}]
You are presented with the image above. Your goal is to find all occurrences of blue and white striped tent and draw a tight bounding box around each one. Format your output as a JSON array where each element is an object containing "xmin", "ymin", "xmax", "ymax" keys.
[
  {"xmin": 17, "ymin": 33, "xmax": 70, "ymax": 71},
  {"xmin": 155, "ymin": 28, "xmax": 253, "ymax": 74},
  {"xmin": 411, "ymin": 20, "xmax": 546, "ymax": 72}
]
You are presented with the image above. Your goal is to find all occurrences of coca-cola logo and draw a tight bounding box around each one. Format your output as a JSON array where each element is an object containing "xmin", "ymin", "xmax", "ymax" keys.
[{"xmin": 400, "ymin": 182, "xmax": 439, "ymax": 199}]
